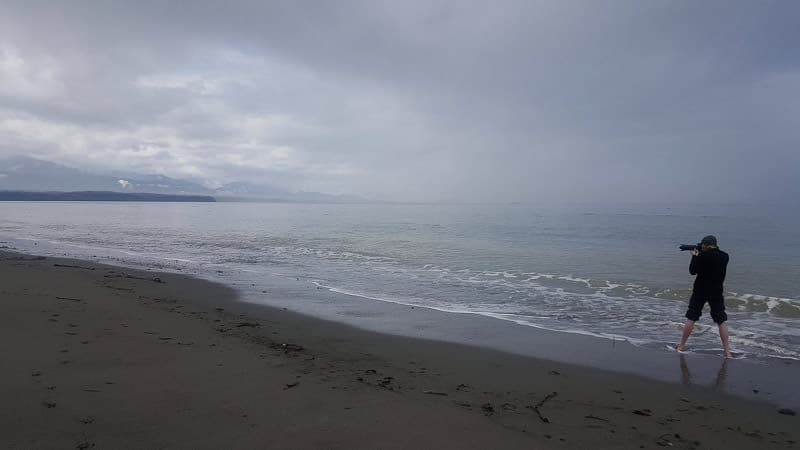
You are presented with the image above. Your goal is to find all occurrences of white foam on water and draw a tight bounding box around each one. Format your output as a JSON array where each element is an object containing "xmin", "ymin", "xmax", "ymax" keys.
[
  {"xmin": 309, "ymin": 271, "xmax": 800, "ymax": 362},
  {"xmin": 729, "ymin": 335, "xmax": 800, "ymax": 360},
  {"xmin": 312, "ymin": 281, "xmax": 651, "ymax": 347},
  {"xmin": 556, "ymin": 275, "xmax": 592, "ymax": 286}
]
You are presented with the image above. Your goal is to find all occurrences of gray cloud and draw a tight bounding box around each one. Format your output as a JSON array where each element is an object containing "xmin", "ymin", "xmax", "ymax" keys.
[{"xmin": 0, "ymin": 0, "xmax": 798, "ymax": 202}]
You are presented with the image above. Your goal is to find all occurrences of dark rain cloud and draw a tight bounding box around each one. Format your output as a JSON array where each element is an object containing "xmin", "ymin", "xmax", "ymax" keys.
[{"xmin": 0, "ymin": 0, "xmax": 798, "ymax": 202}]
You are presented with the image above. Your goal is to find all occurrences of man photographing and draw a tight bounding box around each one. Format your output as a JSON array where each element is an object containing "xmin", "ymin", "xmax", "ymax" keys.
[{"xmin": 677, "ymin": 235, "xmax": 732, "ymax": 358}]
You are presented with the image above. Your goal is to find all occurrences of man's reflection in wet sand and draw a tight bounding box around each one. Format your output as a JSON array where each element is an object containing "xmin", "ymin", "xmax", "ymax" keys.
[{"xmin": 679, "ymin": 353, "xmax": 729, "ymax": 389}]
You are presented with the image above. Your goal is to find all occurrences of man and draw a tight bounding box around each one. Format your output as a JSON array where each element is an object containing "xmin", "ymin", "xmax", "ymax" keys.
[{"xmin": 677, "ymin": 235, "xmax": 732, "ymax": 358}]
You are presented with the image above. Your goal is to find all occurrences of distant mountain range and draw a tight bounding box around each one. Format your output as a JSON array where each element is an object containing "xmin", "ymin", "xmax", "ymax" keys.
[
  {"xmin": 0, "ymin": 156, "xmax": 365, "ymax": 203},
  {"xmin": 0, "ymin": 191, "xmax": 215, "ymax": 202}
]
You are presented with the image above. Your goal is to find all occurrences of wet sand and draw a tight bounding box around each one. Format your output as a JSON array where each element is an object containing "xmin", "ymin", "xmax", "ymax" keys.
[{"xmin": 1, "ymin": 250, "xmax": 797, "ymax": 449}]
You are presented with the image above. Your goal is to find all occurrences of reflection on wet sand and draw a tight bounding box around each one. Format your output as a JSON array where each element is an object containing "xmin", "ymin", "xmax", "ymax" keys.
[{"xmin": 679, "ymin": 354, "xmax": 729, "ymax": 390}]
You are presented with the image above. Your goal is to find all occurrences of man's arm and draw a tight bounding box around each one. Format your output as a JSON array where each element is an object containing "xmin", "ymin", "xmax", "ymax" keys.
[
  {"xmin": 721, "ymin": 253, "xmax": 729, "ymax": 283},
  {"xmin": 689, "ymin": 252, "xmax": 702, "ymax": 275}
]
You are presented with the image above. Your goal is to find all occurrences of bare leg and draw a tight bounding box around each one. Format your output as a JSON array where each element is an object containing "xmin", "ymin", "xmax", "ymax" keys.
[
  {"xmin": 718, "ymin": 322, "xmax": 732, "ymax": 358},
  {"xmin": 677, "ymin": 319, "xmax": 695, "ymax": 352}
]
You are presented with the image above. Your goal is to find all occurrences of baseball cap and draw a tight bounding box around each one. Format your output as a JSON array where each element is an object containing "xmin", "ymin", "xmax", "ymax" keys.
[{"xmin": 701, "ymin": 235, "xmax": 718, "ymax": 246}]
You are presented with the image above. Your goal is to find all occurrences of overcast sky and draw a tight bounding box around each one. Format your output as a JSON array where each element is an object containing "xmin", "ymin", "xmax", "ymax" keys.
[{"xmin": 0, "ymin": 1, "xmax": 798, "ymax": 202}]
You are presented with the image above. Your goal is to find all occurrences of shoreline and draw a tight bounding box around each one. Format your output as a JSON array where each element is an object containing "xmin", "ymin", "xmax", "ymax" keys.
[
  {"xmin": 228, "ymin": 264, "xmax": 800, "ymax": 409},
  {"xmin": 1, "ymin": 250, "xmax": 797, "ymax": 449},
  {"xmin": 5, "ymin": 233, "xmax": 799, "ymax": 368},
  {"xmin": 11, "ymin": 233, "xmax": 799, "ymax": 408}
]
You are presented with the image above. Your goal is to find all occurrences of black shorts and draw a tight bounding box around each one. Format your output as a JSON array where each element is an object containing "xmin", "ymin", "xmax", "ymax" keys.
[{"xmin": 685, "ymin": 294, "xmax": 727, "ymax": 324}]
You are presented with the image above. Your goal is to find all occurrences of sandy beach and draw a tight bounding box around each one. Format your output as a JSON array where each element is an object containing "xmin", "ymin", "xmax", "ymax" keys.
[{"xmin": 1, "ymin": 250, "xmax": 797, "ymax": 449}]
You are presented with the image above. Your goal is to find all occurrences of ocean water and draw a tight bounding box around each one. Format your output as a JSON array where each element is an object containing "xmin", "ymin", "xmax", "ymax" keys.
[{"xmin": 1, "ymin": 201, "xmax": 798, "ymax": 362}]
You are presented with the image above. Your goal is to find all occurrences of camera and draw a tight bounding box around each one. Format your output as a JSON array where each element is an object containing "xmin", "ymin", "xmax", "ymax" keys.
[{"xmin": 679, "ymin": 243, "xmax": 702, "ymax": 252}]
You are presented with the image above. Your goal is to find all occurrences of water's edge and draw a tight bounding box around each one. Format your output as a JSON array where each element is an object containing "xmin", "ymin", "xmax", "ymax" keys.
[{"xmin": 3, "ymin": 238, "xmax": 798, "ymax": 408}]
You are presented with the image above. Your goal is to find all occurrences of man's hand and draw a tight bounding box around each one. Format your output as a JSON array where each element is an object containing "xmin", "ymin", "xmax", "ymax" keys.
[{"xmin": 690, "ymin": 249, "xmax": 699, "ymax": 256}]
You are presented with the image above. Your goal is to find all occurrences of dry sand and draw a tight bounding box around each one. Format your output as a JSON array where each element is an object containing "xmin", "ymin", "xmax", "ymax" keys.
[{"xmin": 1, "ymin": 250, "xmax": 797, "ymax": 449}]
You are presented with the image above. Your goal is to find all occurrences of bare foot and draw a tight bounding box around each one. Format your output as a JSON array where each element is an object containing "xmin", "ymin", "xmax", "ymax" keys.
[
  {"xmin": 724, "ymin": 352, "xmax": 733, "ymax": 359},
  {"xmin": 676, "ymin": 344, "xmax": 686, "ymax": 353}
]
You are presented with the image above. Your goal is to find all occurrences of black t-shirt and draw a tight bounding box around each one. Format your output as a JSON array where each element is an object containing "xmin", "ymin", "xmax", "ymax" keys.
[{"xmin": 690, "ymin": 248, "xmax": 729, "ymax": 297}]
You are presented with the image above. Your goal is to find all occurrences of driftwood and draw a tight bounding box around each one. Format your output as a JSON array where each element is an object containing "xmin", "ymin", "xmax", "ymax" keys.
[
  {"xmin": 585, "ymin": 414, "xmax": 609, "ymax": 422},
  {"xmin": 528, "ymin": 391, "xmax": 558, "ymax": 423},
  {"xmin": 423, "ymin": 390, "xmax": 448, "ymax": 396}
]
